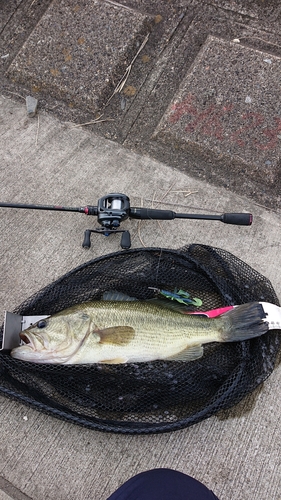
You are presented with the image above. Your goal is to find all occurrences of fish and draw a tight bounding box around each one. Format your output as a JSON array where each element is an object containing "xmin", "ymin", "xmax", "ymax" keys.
[{"xmin": 10, "ymin": 294, "xmax": 269, "ymax": 364}]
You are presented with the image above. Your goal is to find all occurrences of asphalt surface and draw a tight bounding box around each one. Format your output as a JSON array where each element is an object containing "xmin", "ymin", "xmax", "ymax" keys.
[{"xmin": 1, "ymin": 1, "xmax": 281, "ymax": 499}]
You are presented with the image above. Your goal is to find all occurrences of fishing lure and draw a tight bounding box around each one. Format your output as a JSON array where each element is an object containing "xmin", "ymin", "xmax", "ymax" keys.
[{"xmin": 151, "ymin": 288, "xmax": 202, "ymax": 307}]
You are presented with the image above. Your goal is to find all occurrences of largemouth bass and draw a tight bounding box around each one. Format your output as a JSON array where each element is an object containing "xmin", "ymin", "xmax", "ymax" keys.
[{"xmin": 10, "ymin": 297, "xmax": 268, "ymax": 364}]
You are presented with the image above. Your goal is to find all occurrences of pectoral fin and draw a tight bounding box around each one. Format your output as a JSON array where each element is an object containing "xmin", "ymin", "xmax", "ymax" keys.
[
  {"xmin": 166, "ymin": 345, "xmax": 204, "ymax": 362},
  {"xmin": 96, "ymin": 326, "xmax": 135, "ymax": 345}
]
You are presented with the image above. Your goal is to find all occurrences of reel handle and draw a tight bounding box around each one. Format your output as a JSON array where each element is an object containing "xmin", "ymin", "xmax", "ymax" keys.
[
  {"xmin": 121, "ymin": 231, "xmax": 131, "ymax": 249},
  {"xmin": 82, "ymin": 230, "xmax": 91, "ymax": 249}
]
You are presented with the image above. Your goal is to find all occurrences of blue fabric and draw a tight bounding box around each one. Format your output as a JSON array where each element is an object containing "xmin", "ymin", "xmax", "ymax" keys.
[{"xmin": 107, "ymin": 468, "xmax": 220, "ymax": 500}]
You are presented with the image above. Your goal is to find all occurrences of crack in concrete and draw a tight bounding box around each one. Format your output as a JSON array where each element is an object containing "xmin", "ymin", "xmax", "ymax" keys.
[{"xmin": 0, "ymin": 476, "xmax": 32, "ymax": 500}]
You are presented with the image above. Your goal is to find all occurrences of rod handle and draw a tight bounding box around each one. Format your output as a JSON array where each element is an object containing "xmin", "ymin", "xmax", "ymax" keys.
[
  {"xmin": 222, "ymin": 213, "xmax": 253, "ymax": 225},
  {"xmin": 129, "ymin": 208, "xmax": 175, "ymax": 220}
]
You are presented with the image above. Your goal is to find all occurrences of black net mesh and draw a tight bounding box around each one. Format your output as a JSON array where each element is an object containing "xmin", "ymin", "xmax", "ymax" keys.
[{"xmin": 0, "ymin": 244, "xmax": 280, "ymax": 433}]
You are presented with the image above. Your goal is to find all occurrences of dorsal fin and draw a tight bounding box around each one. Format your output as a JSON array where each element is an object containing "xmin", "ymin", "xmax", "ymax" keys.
[
  {"xmin": 147, "ymin": 298, "xmax": 192, "ymax": 314},
  {"xmin": 102, "ymin": 291, "xmax": 138, "ymax": 301}
]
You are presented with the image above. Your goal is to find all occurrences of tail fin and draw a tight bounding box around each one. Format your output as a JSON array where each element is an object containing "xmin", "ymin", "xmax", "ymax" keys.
[{"xmin": 219, "ymin": 302, "xmax": 269, "ymax": 342}]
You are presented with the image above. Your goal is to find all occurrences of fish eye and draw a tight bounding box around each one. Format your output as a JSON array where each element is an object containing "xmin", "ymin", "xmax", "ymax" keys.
[{"xmin": 37, "ymin": 319, "xmax": 47, "ymax": 329}]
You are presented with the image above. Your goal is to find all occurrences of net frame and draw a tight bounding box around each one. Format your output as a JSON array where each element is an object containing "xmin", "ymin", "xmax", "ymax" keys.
[{"xmin": 0, "ymin": 244, "xmax": 280, "ymax": 434}]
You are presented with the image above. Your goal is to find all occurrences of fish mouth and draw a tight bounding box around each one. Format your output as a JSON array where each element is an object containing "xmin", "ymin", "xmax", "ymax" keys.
[
  {"xmin": 20, "ymin": 332, "xmax": 31, "ymax": 345},
  {"xmin": 19, "ymin": 332, "xmax": 38, "ymax": 350},
  {"xmin": 19, "ymin": 331, "xmax": 46, "ymax": 351}
]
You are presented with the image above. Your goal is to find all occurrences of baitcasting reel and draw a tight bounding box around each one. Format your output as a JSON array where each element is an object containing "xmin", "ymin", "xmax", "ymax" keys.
[
  {"xmin": 82, "ymin": 193, "xmax": 132, "ymax": 249},
  {"xmin": 0, "ymin": 193, "xmax": 253, "ymax": 249}
]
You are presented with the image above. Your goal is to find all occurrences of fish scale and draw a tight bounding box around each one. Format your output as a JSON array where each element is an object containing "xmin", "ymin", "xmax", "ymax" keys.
[{"xmin": 11, "ymin": 300, "xmax": 269, "ymax": 364}]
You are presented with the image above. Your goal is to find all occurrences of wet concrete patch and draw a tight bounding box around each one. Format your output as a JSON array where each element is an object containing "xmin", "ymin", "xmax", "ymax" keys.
[
  {"xmin": 120, "ymin": 4, "xmax": 281, "ymax": 208},
  {"xmin": 154, "ymin": 36, "xmax": 281, "ymax": 187},
  {"xmin": 2, "ymin": 0, "xmax": 281, "ymax": 208},
  {"xmin": 6, "ymin": 0, "xmax": 152, "ymax": 113}
]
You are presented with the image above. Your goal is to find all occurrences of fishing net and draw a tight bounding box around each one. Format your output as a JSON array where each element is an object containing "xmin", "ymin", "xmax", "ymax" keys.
[{"xmin": 0, "ymin": 244, "xmax": 280, "ymax": 433}]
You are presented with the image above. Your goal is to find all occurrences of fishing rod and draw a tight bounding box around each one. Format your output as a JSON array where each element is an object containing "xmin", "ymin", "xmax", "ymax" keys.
[{"xmin": 0, "ymin": 193, "xmax": 253, "ymax": 249}]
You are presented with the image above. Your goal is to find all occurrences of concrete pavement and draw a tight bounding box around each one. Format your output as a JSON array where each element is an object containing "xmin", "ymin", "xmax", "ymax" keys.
[
  {"xmin": 0, "ymin": 94, "xmax": 281, "ymax": 500},
  {"xmin": 2, "ymin": 0, "xmax": 281, "ymax": 208}
]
